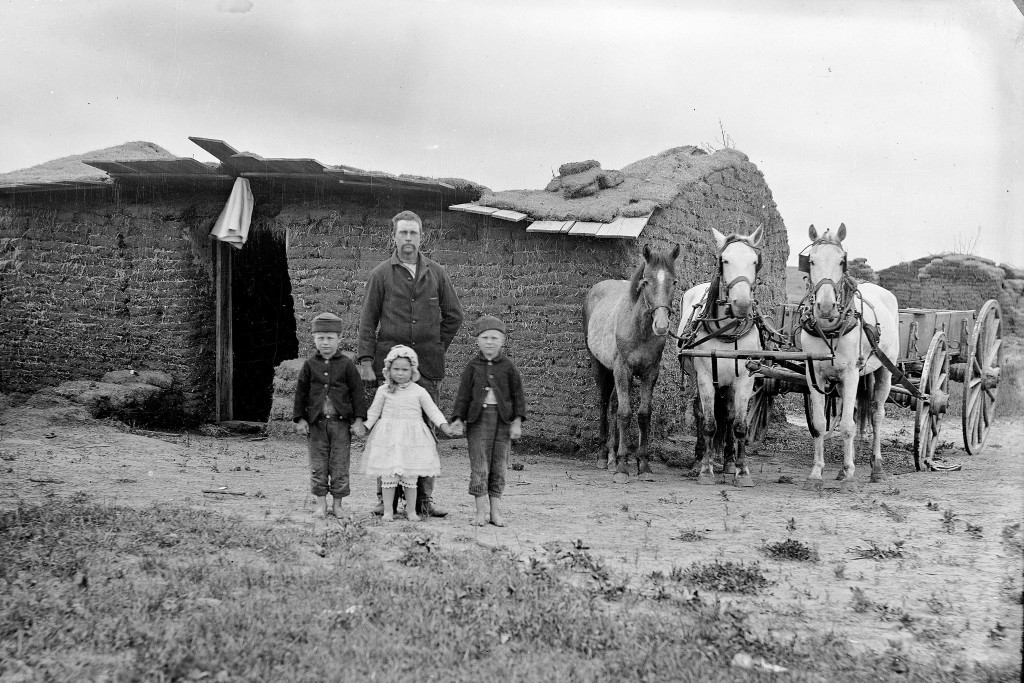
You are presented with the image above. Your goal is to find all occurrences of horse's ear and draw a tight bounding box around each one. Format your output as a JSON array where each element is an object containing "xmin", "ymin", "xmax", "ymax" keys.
[
  {"xmin": 671, "ymin": 243, "xmax": 681, "ymax": 259},
  {"xmin": 837, "ymin": 223, "xmax": 847, "ymax": 242},
  {"xmin": 749, "ymin": 224, "xmax": 764, "ymax": 247},
  {"xmin": 711, "ymin": 227, "xmax": 727, "ymax": 250},
  {"xmin": 808, "ymin": 224, "xmax": 818, "ymax": 240},
  {"xmin": 643, "ymin": 243, "xmax": 652, "ymax": 261}
]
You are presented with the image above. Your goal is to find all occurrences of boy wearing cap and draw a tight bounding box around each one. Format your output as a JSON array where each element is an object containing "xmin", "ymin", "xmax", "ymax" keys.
[
  {"xmin": 294, "ymin": 312, "xmax": 368, "ymax": 519},
  {"xmin": 450, "ymin": 314, "xmax": 526, "ymax": 527}
]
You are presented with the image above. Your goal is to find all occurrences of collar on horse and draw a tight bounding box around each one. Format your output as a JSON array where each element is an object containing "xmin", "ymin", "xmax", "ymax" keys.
[
  {"xmin": 798, "ymin": 273, "xmax": 861, "ymax": 341},
  {"xmin": 678, "ymin": 279, "xmax": 758, "ymax": 350}
]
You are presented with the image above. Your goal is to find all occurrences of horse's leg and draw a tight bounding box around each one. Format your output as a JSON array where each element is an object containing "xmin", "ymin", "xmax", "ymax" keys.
[
  {"xmin": 804, "ymin": 375, "xmax": 827, "ymax": 491},
  {"xmin": 731, "ymin": 375, "xmax": 755, "ymax": 487},
  {"xmin": 593, "ymin": 360, "xmax": 615, "ymax": 470},
  {"xmin": 835, "ymin": 370, "xmax": 860, "ymax": 493},
  {"xmin": 869, "ymin": 368, "xmax": 892, "ymax": 483},
  {"xmin": 635, "ymin": 365, "xmax": 661, "ymax": 482},
  {"xmin": 612, "ymin": 360, "xmax": 633, "ymax": 484},
  {"xmin": 690, "ymin": 393, "xmax": 705, "ymax": 475},
  {"xmin": 695, "ymin": 363, "xmax": 718, "ymax": 485},
  {"xmin": 721, "ymin": 387, "xmax": 736, "ymax": 475}
]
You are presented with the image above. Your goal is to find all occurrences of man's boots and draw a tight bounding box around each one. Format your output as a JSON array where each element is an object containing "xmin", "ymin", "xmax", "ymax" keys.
[{"xmin": 416, "ymin": 476, "xmax": 448, "ymax": 517}]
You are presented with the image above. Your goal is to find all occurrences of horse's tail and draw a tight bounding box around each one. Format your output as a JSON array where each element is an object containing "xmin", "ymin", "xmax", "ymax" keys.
[
  {"xmin": 856, "ymin": 374, "xmax": 874, "ymax": 438},
  {"xmin": 711, "ymin": 386, "xmax": 732, "ymax": 455}
]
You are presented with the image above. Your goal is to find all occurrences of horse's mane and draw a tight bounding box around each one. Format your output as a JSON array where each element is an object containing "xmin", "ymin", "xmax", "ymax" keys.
[
  {"xmin": 629, "ymin": 249, "xmax": 677, "ymax": 303},
  {"xmin": 813, "ymin": 229, "xmax": 843, "ymax": 246}
]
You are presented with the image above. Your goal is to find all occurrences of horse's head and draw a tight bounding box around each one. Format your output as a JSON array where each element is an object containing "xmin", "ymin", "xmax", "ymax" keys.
[
  {"xmin": 712, "ymin": 225, "xmax": 763, "ymax": 319},
  {"xmin": 804, "ymin": 223, "xmax": 849, "ymax": 321},
  {"xmin": 634, "ymin": 243, "xmax": 681, "ymax": 336}
]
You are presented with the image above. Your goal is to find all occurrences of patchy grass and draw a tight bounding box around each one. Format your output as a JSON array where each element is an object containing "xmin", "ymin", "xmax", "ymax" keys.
[
  {"xmin": 761, "ymin": 538, "xmax": 820, "ymax": 562},
  {"xmin": 0, "ymin": 500, "xmax": 1013, "ymax": 682},
  {"xmin": 848, "ymin": 540, "xmax": 909, "ymax": 561},
  {"xmin": 672, "ymin": 560, "xmax": 772, "ymax": 595},
  {"xmin": 670, "ymin": 528, "xmax": 708, "ymax": 542}
]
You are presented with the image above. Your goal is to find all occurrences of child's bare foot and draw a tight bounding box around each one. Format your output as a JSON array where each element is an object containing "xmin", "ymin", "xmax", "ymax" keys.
[
  {"xmin": 382, "ymin": 512, "xmax": 394, "ymax": 522},
  {"xmin": 472, "ymin": 515, "xmax": 488, "ymax": 526},
  {"xmin": 407, "ymin": 513, "xmax": 421, "ymax": 522},
  {"xmin": 314, "ymin": 505, "xmax": 328, "ymax": 519},
  {"xmin": 489, "ymin": 497, "xmax": 504, "ymax": 526},
  {"xmin": 332, "ymin": 503, "xmax": 350, "ymax": 520}
]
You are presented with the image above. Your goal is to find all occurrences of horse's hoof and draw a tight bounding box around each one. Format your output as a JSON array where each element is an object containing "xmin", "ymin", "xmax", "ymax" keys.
[
  {"xmin": 596, "ymin": 458, "xmax": 608, "ymax": 470},
  {"xmin": 839, "ymin": 479, "xmax": 859, "ymax": 494},
  {"xmin": 612, "ymin": 472, "xmax": 630, "ymax": 484},
  {"xmin": 803, "ymin": 478, "xmax": 823, "ymax": 491},
  {"xmin": 734, "ymin": 475, "xmax": 755, "ymax": 488},
  {"xmin": 835, "ymin": 470, "xmax": 847, "ymax": 481},
  {"xmin": 723, "ymin": 463, "xmax": 737, "ymax": 475},
  {"xmin": 870, "ymin": 471, "xmax": 888, "ymax": 483},
  {"xmin": 697, "ymin": 472, "xmax": 716, "ymax": 486}
]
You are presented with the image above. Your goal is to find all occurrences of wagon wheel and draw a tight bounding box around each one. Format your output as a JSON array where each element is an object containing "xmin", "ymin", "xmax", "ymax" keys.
[
  {"xmin": 914, "ymin": 331, "xmax": 950, "ymax": 471},
  {"xmin": 745, "ymin": 377, "xmax": 774, "ymax": 450},
  {"xmin": 962, "ymin": 300, "xmax": 1003, "ymax": 454}
]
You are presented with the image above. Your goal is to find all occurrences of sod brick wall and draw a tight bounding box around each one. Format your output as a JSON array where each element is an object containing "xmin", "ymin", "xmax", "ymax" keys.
[
  {"xmin": 0, "ymin": 189, "xmax": 221, "ymax": 419},
  {"xmin": 878, "ymin": 254, "xmax": 1023, "ymax": 335}
]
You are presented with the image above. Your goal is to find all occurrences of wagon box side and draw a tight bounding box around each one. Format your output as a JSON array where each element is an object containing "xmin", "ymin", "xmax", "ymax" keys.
[{"xmin": 898, "ymin": 308, "xmax": 977, "ymax": 364}]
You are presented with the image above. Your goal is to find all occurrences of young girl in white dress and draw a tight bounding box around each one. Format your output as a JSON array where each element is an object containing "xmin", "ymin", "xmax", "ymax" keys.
[{"xmin": 361, "ymin": 345, "xmax": 453, "ymax": 521}]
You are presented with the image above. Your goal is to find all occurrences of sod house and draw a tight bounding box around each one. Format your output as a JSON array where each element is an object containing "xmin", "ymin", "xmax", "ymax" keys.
[{"xmin": 1, "ymin": 140, "xmax": 788, "ymax": 448}]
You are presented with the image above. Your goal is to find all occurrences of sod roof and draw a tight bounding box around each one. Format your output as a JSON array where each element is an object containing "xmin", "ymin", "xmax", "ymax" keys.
[
  {"xmin": 477, "ymin": 146, "xmax": 750, "ymax": 223},
  {"xmin": 0, "ymin": 141, "xmax": 183, "ymax": 186}
]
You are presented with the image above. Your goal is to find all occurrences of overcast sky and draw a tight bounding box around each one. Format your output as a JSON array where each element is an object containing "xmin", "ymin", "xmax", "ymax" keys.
[{"xmin": 1, "ymin": 0, "xmax": 1021, "ymax": 269}]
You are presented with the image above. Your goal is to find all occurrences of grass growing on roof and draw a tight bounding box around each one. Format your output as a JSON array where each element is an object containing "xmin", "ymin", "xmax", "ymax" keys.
[{"xmin": 479, "ymin": 147, "xmax": 750, "ymax": 224}]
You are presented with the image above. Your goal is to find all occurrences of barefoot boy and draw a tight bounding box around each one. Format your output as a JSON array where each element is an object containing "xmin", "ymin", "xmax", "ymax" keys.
[
  {"xmin": 450, "ymin": 315, "xmax": 526, "ymax": 527},
  {"xmin": 294, "ymin": 312, "xmax": 368, "ymax": 519}
]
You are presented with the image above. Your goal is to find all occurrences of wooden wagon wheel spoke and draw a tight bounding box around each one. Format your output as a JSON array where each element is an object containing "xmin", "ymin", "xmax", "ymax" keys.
[{"xmin": 984, "ymin": 338, "xmax": 1001, "ymax": 368}]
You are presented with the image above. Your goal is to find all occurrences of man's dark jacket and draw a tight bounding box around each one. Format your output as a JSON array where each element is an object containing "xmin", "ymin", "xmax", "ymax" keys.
[
  {"xmin": 451, "ymin": 352, "xmax": 527, "ymax": 426},
  {"xmin": 358, "ymin": 253, "xmax": 463, "ymax": 380},
  {"xmin": 293, "ymin": 351, "xmax": 368, "ymax": 424}
]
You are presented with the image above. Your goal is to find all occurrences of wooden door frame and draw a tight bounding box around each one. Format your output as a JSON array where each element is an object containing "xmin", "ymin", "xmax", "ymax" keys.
[{"xmin": 215, "ymin": 241, "xmax": 233, "ymax": 421}]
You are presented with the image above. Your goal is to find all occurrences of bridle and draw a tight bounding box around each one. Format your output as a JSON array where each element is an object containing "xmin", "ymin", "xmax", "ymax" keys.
[
  {"xmin": 636, "ymin": 271, "xmax": 677, "ymax": 316},
  {"xmin": 798, "ymin": 239, "xmax": 860, "ymax": 340},
  {"xmin": 716, "ymin": 235, "xmax": 762, "ymax": 310},
  {"xmin": 675, "ymin": 237, "xmax": 762, "ymax": 346}
]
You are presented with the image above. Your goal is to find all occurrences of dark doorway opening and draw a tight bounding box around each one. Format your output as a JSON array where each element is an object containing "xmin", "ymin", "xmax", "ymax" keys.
[{"xmin": 230, "ymin": 226, "xmax": 297, "ymax": 421}]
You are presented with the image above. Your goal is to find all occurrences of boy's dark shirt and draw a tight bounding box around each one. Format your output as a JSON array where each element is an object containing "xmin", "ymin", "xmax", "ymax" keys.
[
  {"xmin": 357, "ymin": 253, "xmax": 463, "ymax": 381},
  {"xmin": 452, "ymin": 352, "xmax": 526, "ymax": 425},
  {"xmin": 293, "ymin": 351, "xmax": 368, "ymax": 424}
]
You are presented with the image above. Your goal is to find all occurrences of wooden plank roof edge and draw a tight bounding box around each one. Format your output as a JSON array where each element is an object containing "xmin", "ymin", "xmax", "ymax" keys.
[
  {"xmin": 188, "ymin": 136, "xmax": 240, "ymax": 162},
  {"xmin": 448, "ymin": 204, "xmax": 531, "ymax": 221}
]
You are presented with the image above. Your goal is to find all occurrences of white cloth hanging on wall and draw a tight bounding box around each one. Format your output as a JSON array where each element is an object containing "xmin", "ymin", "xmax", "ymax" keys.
[{"xmin": 209, "ymin": 177, "xmax": 254, "ymax": 250}]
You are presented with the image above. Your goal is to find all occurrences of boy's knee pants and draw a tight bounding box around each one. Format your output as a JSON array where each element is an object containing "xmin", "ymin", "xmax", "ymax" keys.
[
  {"xmin": 308, "ymin": 417, "xmax": 352, "ymax": 498},
  {"xmin": 467, "ymin": 407, "xmax": 510, "ymax": 498}
]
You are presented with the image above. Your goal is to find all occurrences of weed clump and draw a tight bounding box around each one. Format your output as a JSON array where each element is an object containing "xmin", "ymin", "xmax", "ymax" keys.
[
  {"xmin": 672, "ymin": 560, "xmax": 771, "ymax": 595},
  {"xmin": 761, "ymin": 539, "xmax": 819, "ymax": 562},
  {"xmin": 848, "ymin": 540, "xmax": 907, "ymax": 561},
  {"xmin": 670, "ymin": 528, "xmax": 707, "ymax": 542}
]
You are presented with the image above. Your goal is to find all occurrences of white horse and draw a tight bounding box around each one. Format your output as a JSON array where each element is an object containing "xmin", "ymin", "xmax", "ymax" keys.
[
  {"xmin": 798, "ymin": 224, "xmax": 899, "ymax": 492},
  {"xmin": 677, "ymin": 226, "xmax": 763, "ymax": 486}
]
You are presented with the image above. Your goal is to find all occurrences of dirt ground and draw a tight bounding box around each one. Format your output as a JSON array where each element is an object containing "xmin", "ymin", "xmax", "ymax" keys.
[{"xmin": 1, "ymin": 395, "xmax": 1021, "ymax": 674}]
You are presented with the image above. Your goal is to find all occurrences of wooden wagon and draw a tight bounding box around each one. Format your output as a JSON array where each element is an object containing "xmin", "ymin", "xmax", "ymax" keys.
[{"xmin": 679, "ymin": 300, "xmax": 1005, "ymax": 471}]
